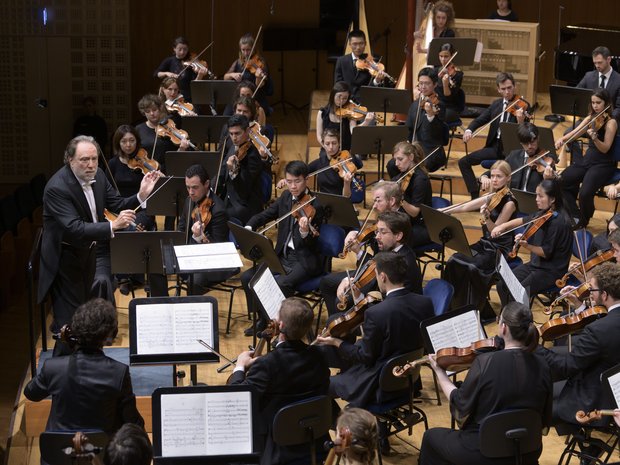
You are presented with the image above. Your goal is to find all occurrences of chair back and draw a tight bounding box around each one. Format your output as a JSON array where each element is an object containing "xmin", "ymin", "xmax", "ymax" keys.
[
  {"xmin": 572, "ymin": 229, "xmax": 593, "ymax": 260},
  {"xmin": 260, "ymin": 170, "xmax": 273, "ymax": 204},
  {"xmin": 479, "ymin": 409, "xmax": 542, "ymax": 459},
  {"xmin": 40, "ymin": 430, "xmax": 109, "ymax": 465},
  {"xmin": 379, "ymin": 347, "xmax": 425, "ymax": 393},
  {"xmin": 431, "ymin": 196, "xmax": 450, "ymax": 210},
  {"xmin": 272, "ymin": 395, "xmax": 331, "ymax": 447},
  {"xmin": 423, "ymin": 279, "xmax": 454, "ymax": 316},
  {"xmin": 317, "ymin": 224, "xmax": 345, "ymax": 258},
  {"xmin": 609, "ymin": 134, "xmax": 620, "ymax": 164},
  {"xmin": 350, "ymin": 178, "xmax": 366, "ymax": 204}
]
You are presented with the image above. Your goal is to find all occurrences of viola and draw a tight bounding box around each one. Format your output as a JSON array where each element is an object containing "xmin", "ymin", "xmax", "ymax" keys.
[
  {"xmin": 244, "ymin": 54, "xmax": 266, "ymax": 75},
  {"xmin": 486, "ymin": 186, "xmax": 511, "ymax": 212},
  {"xmin": 183, "ymin": 53, "xmax": 216, "ymax": 79},
  {"xmin": 292, "ymin": 192, "xmax": 319, "ymax": 237},
  {"xmin": 125, "ymin": 148, "xmax": 160, "ymax": 175},
  {"xmin": 575, "ymin": 409, "xmax": 616, "ymax": 425},
  {"xmin": 355, "ymin": 56, "xmax": 396, "ymax": 84},
  {"xmin": 337, "ymin": 259, "xmax": 377, "ymax": 311},
  {"xmin": 319, "ymin": 292, "xmax": 382, "ymax": 339},
  {"xmin": 539, "ymin": 305, "xmax": 607, "ymax": 341},
  {"xmin": 544, "ymin": 281, "xmax": 593, "ymax": 315},
  {"xmin": 249, "ymin": 122, "xmax": 278, "ymax": 163},
  {"xmin": 330, "ymin": 150, "xmax": 362, "ymax": 191},
  {"xmin": 339, "ymin": 224, "xmax": 377, "ymax": 259},
  {"xmin": 506, "ymin": 96, "xmax": 531, "ymax": 118},
  {"xmin": 556, "ymin": 249, "xmax": 616, "ymax": 288},
  {"xmin": 165, "ymin": 96, "xmax": 196, "ymax": 117},
  {"xmin": 508, "ymin": 209, "xmax": 556, "ymax": 258},
  {"xmin": 334, "ymin": 101, "xmax": 384, "ymax": 123},
  {"xmin": 419, "ymin": 91, "xmax": 441, "ymax": 113},
  {"xmin": 156, "ymin": 118, "xmax": 197, "ymax": 149},
  {"xmin": 191, "ymin": 196, "xmax": 214, "ymax": 238}
]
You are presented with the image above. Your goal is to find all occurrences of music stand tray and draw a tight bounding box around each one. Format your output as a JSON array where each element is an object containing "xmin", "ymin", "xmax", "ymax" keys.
[
  {"xmin": 190, "ymin": 80, "xmax": 237, "ymax": 109},
  {"xmin": 499, "ymin": 123, "xmax": 557, "ymax": 156},
  {"xmin": 110, "ymin": 231, "xmax": 185, "ymax": 275},
  {"xmin": 427, "ymin": 38, "xmax": 478, "ymax": 67},
  {"xmin": 314, "ymin": 192, "xmax": 360, "ymax": 228},
  {"xmin": 512, "ymin": 189, "xmax": 538, "ymax": 214},
  {"xmin": 180, "ymin": 116, "xmax": 229, "ymax": 150},
  {"xmin": 145, "ymin": 176, "xmax": 186, "ymax": 217},
  {"xmin": 549, "ymin": 85, "xmax": 593, "ymax": 120},
  {"xmin": 419, "ymin": 204, "xmax": 472, "ymax": 257},
  {"xmin": 165, "ymin": 151, "xmax": 222, "ymax": 180},
  {"xmin": 358, "ymin": 87, "xmax": 412, "ymax": 116},
  {"xmin": 228, "ymin": 221, "xmax": 285, "ymax": 275}
]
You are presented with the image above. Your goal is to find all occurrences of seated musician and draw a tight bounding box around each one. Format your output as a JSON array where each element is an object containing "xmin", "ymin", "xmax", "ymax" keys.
[
  {"xmin": 331, "ymin": 408, "xmax": 379, "ymax": 465},
  {"xmin": 215, "ymin": 114, "xmax": 265, "ymax": 224},
  {"xmin": 414, "ymin": 0, "xmax": 456, "ymax": 54},
  {"xmin": 537, "ymin": 262, "xmax": 620, "ymax": 434},
  {"xmin": 435, "ymin": 43, "xmax": 465, "ymax": 124},
  {"xmin": 154, "ymin": 36, "xmax": 206, "ymax": 102},
  {"xmin": 334, "ymin": 30, "xmax": 391, "ymax": 101},
  {"xmin": 224, "ymin": 95, "xmax": 274, "ymax": 152},
  {"xmin": 479, "ymin": 122, "xmax": 556, "ymax": 193},
  {"xmin": 222, "ymin": 80, "xmax": 267, "ymax": 126},
  {"xmin": 590, "ymin": 214, "xmax": 620, "ymax": 255},
  {"xmin": 159, "ymin": 76, "xmax": 197, "ymax": 125},
  {"xmin": 104, "ymin": 423, "xmax": 153, "ymax": 465},
  {"xmin": 316, "ymin": 252, "xmax": 433, "ymax": 454},
  {"xmin": 242, "ymin": 161, "xmax": 324, "ymax": 335},
  {"xmin": 24, "ymin": 298, "xmax": 144, "ymax": 435},
  {"xmin": 442, "ymin": 160, "xmax": 517, "ymax": 315},
  {"xmin": 390, "ymin": 141, "xmax": 432, "ymax": 247},
  {"xmin": 420, "ymin": 302, "xmax": 551, "ymax": 465},
  {"xmin": 229, "ymin": 297, "xmax": 330, "ymax": 465},
  {"xmin": 460, "ymin": 72, "xmax": 529, "ymax": 200},
  {"xmin": 491, "ymin": 180, "xmax": 572, "ymax": 307}
]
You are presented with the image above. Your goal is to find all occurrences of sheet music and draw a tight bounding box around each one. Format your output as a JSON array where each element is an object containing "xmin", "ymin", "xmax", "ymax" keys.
[
  {"xmin": 159, "ymin": 391, "xmax": 253, "ymax": 457},
  {"xmin": 608, "ymin": 371, "xmax": 620, "ymax": 407},
  {"xmin": 251, "ymin": 267, "xmax": 286, "ymax": 320},
  {"xmin": 174, "ymin": 242, "xmax": 243, "ymax": 271},
  {"xmin": 497, "ymin": 254, "xmax": 529, "ymax": 305},
  {"xmin": 175, "ymin": 242, "xmax": 237, "ymax": 256},
  {"xmin": 426, "ymin": 311, "xmax": 485, "ymax": 352},
  {"xmin": 474, "ymin": 41, "xmax": 483, "ymax": 63},
  {"xmin": 136, "ymin": 302, "xmax": 214, "ymax": 354}
]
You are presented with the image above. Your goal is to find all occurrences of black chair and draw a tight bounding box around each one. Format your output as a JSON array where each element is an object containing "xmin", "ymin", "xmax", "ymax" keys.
[
  {"xmin": 39, "ymin": 430, "xmax": 108, "ymax": 465},
  {"xmin": 479, "ymin": 409, "xmax": 542, "ymax": 465},
  {"xmin": 272, "ymin": 395, "xmax": 332, "ymax": 465}
]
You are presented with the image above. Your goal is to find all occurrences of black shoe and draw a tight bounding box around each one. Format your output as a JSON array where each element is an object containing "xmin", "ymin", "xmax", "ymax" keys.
[{"xmin": 244, "ymin": 319, "xmax": 266, "ymax": 337}]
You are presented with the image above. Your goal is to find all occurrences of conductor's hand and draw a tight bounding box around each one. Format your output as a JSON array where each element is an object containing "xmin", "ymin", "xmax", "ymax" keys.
[
  {"xmin": 111, "ymin": 210, "xmax": 136, "ymax": 231},
  {"xmin": 138, "ymin": 170, "xmax": 161, "ymax": 201},
  {"xmin": 235, "ymin": 350, "xmax": 257, "ymax": 371}
]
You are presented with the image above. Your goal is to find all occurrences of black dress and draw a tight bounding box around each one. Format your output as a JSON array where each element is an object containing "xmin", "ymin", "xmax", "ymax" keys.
[
  {"xmin": 153, "ymin": 55, "xmax": 199, "ymax": 101},
  {"xmin": 307, "ymin": 149, "xmax": 363, "ymax": 196},
  {"xmin": 226, "ymin": 57, "xmax": 274, "ymax": 115},
  {"xmin": 318, "ymin": 105, "xmax": 353, "ymax": 151},
  {"xmin": 393, "ymin": 169, "xmax": 432, "ymax": 247}
]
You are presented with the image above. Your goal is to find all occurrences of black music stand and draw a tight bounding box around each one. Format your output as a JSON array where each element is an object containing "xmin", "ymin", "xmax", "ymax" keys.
[
  {"xmin": 419, "ymin": 204, "xmax": 472, "ymax": 258},
  {"xmin": 499, "ymin": 122, "xmax": 557, "ymax": 156},
  {"xmin": 548, "ymin": 85, "xmax": 593, "ymax": 128},
  {"xmin": 358, "ymin": 87, "xmax": 412, "ymax": 127},
  {"xmin": 350, "ymin": 125, "xmax": 409, "ymax": 182},
  {"xmin": 145, "ymin": 176, "xmax": 186, "ymax": 218},
  {"xmin": 427, "ymin": 38, "xmax": 478, "ymax": 67},
  {"xmin": 512, "ymin": 189, "xmax": 538, "ymax": 214},
  {"xmin": 314, "ymin": 192, "xmax": 360, "ymax": 228},
  {"xmin": 165, "ymin": 151, "xmax": 222, "ymax": 180},
  {"xmin": 180, "ymin": 116, "xmax": 229, "ymax": 150},
  {"xmin": 190, "ymin": 80, "xmax": 237, "ymax": 111},
  {"xmin": 228, "ymin": 222, "xmax": 285, "ymax": 275}
]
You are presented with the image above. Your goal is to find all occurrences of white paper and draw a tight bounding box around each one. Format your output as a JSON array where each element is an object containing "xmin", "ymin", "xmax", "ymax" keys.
[
  {"xmin": 497, "ymin": 254, "xmax": 529, "ymax": 306},
  {"xmin": 175, "ymin": 242, "xmax": 237, "ymax": 257},
  {"xmin": 608, "ymin": 371, "xmax": 620, "ymax": 408},
  {"xmin": 160, "ymin": 391, "xmax": 253, "ymax": 457},
  {"xmin": 173, "ymin": 242, "xmax": 243, "ymax": 271},
  {"xmin": 135, "ymin": 302, "xmax": 214, "ymax": 354},
  {"xmin": 474, "ymin": 41, "xmax": 483, "ymax": 63},
  {"xmin": 251, "ymin": 267, "xmax": 286, "ymax": 320},
  {"xmin": 426, "ymin": 310, "xmax": 484, "ymax": 352}
]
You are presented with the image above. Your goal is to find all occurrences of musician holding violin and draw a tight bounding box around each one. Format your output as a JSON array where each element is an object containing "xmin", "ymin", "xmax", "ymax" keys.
[
  {"xmin": 159, "ymin": 76, "xmax": 197, "ymax": 121},
  {"xmin": 328, "ymin": 408, "xmax": 379, "ymax": 465},
  {"xmin": 556, "ymin": 88, "xmax": 618, "ymax": 228},
  {"xmin": 229, "ymin": 298, "xmax": 332, "ymax": 465},
  {"xmin": 435, "ymin": 43, "xmax": 465, "ymax": 124},
  {"xmin": 419, "ymin": 302, "xmax": 551, "ymax": 465},
  {"xmin": 230, "ymin": 96, "xmax": 275, "ymax": 156},
  {"xmin": 154, "ymin": 36, "xmax": 207, "ymax": 102},
  {"xmin": 222, "ymin": 81, "xmax": 267, "ymax": 126},
  {"xmin": 491, "ymin": 179, "xmax": 573, "ymax": 307}
]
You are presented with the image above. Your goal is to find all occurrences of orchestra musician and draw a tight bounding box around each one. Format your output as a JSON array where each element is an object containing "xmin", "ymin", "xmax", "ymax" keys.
[
  {"xmin": 460, "ymin": 72, "xmax": 530, "ymax": 200},
  {"xmin": 609, "ymin": 229, "xmax": 620, "ymax": 262},
  {"xmin": 537, "ymin": 262, "xmax": 620, "ymax": 433},
  {"xmin": 420, "ymin": 302, "xmax": 551, "ymax": 465},
  {"xmin": 488, "ymin": 0, "xmax": 519, "ymax": 21},
  {"xmin": 435, "ymin": 43, "xmax": 465, "ymax": 124},
  {"xmin": 229, "ymin": 297, "xmax": 330, "ymax": 465},
  {"xmin": 331, "ymin": 408, "xmax": 379, "ymax": 465},
  {"xmin": 104, "ymin": 423, "xmax": 153, "ymax": 465},
  {"xmin": 491, "ymin": 179, "xmax": 573, "ymax": 307},
  {"xmin": 414, "ymin": 0, "xmax": 456, "ymax": 54},
  {"xmin": 478, "ymin": 122, "xmax": 556, "ymax": 193},
  {"xmin": 556, "ymin": 89, "xmax": 618, "ymax": 228},
  {"xmin": 38, "ymin": 136, "xmax": 160, "ymax": 355},
  {"xmin": 222, "ymin": 80, "xmax": 267, "ymax": 126},
  {"xmin": 159, "ymin": 76, "xmax": 196, "ymax": 123},
  {"xmin": 315, "ymin": 252, "xmax": 434, "ymax": 455},
  {"xmin": 154, "ymin": 36, "xmax": 206, "ymax": 102},
  {"xmin": 442, "ymin": 160, "xmax": 517, "ymax": 315},
  {"xmin": 590, "ymin": 214, "xmax": 620, "ymax": 255}
]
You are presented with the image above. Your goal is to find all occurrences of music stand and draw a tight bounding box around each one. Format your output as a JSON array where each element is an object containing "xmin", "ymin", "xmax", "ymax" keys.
[
  {"xmin": 180, "ymin": 116, "xmax": 229, "ymax": 150},
  {"xmin": 165, "ymin": 151, "xmax": 222, "ymax": 181},
  {"xmin": 350, "ymin": 125, "xmax": 409, "ymax": 182},
  {"xmin": 40, "ymin": 430, "xmax": 108, "ymax": 465},
  {"xmin": 145, "ymin": 176, "xmax": 185, "ymax": 218},
  {"xmin": 190, "ymin": 80, "xmax": 237, "ymax": 111},
  {"xmin": 427, "ymin": 38, "xmax": 478, "ymax": 67},
  {"xmin": 419, "ymin": 204, "xmax": 472, "ymax": 257},
  {"xmin": 314, "ymin": 192, "xmax": 360, "ymax": 228},
  {"xmin": 548, "ymin": 85, "xmax": 593, "ymax": 128},
  {"xmin": 358, "ymin": 87, "xmax": 412, "ymax": 127},
  {"xmin": 512, "ymin": 189, "xmax": 538, "ymax": 214},
  {"xmin": 227, "ymin": 222, "xmax": 285, "ymax": 275},
  {"xmin": 499, "ymin": 123, "xmax": 557, "ymax": 156}
]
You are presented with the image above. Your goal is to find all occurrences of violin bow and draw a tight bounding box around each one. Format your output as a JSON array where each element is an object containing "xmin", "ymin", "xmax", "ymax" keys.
[
  {"xmin": 509, "ymin": 150, "xmax": 551, "ymax": 178},
  {"xmin": 495, "ymin": 210, "xmax": 553, "ymax": 237},
  {"xmin": 307, "ymin": 157, "xmax": 354, "ymax": 178},
  {"xmin": 471, "ymin": 98, "xmax": 523, "ymax": 139},
  {"xmin": 573, "ymin": 229, "xmax": 590, "ymax": 304},
  {"xmin": 562, "ymin": 105, "xmax": 611, "ymax": 147},
  {"xmin": 132, "ymin": 174, "xmax": 175, "ymax": 213},
  {"xmin": 197, "ymin": 339, "xmax": 236, "ymax": 365},
  {"xmin": 177, "ymin": 41, "xmax": 214, "ymax": 78},
  {"xmin": 396, "ymin": 145, "xmax": 442, "ymax": 184},
  {"xmin": 257, "ymin": 196, "xmax": 316, "ymax": 235},
  {"xmin": 96, "ymin": 144, "xmax": 122, "ymax": 197},
  {"xmin": 438, "ymin": 50, "xmax": 459, "ymax": 76},
  {"xmin": 244, "ymin": 25, "xmax": 263, "ymax": 66},
  {"xmin": 252, "ymin": 75, "xmax": 268, "ymax": 96},
  {"xmin": 214, "ymin": 135, "xmax": 228, "ymax": 194}
]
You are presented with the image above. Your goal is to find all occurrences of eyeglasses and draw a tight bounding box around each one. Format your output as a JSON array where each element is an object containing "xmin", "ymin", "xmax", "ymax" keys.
[{"xmin": 375, "ymin": 229, "xmax": 393, "ymax": 236}]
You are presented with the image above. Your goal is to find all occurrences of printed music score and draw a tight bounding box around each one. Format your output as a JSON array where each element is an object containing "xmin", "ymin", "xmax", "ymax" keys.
[
  {"xmin": 426, "ymin": 310, "xmax": 484, "ymax": 352},
  {"xmin": 608, "ymin": 371, "xmax": 620, "ymax": 408},
  {"xmin": 160, "ymin": 391, "xmax": 253, "ymax": 457},
  {"xmin": 497, "ymin": 254, "xmax": 529, "ymax": 305},
  {"xmin": 251, "ymin": 266, "xmax": 286, "ymax": 320},
  {"xmin": 136, "ymin": 302, "xmax": 214, "ymax": 354},
  {"xmin": 174, "ymin": 242, "xmax": 242, "ymax": 272}
]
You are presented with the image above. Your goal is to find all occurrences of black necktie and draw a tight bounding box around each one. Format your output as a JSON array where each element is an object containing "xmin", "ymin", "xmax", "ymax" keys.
[{"xmin": 600, "ymin": 74, "xmax": 607, "ymax": 88}]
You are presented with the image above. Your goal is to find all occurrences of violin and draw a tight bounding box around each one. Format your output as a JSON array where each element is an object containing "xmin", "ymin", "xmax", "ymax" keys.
[
  {"xmin": 508, "ymin": 209, "xmax": 556, "ymax": 258},
  {"xmin": 191, "ymin": 196, "xmax": 213, "ymax": 239},
  {"xmin": 124, "ymin": 148, "xmax": 160, "ymax": 175},
  {"xmin": 244, "ymin": 54, "xmax": 266, "ymax": 75},
  {"xmin": 292, "ymin": 192, "xmax": 319, "ymax": 237},
  {"xmin": 66, "ymin": 431, "xmax": 104, "ymax": 464},
  {"xmin": 249, "ymin": 122, "xmax": 278, "ymax": 163},
  {"xmin": 319, "ymin": 292, "xmax": 382, "ymax": 339},
  {"xmin": 227, "ymin": 320, "xmax": 278, "ymax": 384},
  {"xmin": 183, "ymin": 53, "xmax": 216, "ymax": 79},
  {"xmin": 538, "ymin": 305, "xmax": 607, "ymax": 341},
  {"xmin": 330, "ymin": 150, "xmax": 362, "ymax": 191},
  {"xmin": 486, "ymin": 186, "xmax": 511, "ymax": 213},
  {"xmin": 393, "ymin": 338, "xmax": 501, "ymax": 376},
  {"xmin": 324, "ymin": 428, "xmax": 353, "ymax": 465},
  {"xmin": 420, "ymin": 91, "xmax": 441, "ymax": 113},
  {"xmin": 544, "ymin": 281, "xmax": 593, "ymax": 315},
  {"xmin": 556, "ymin": 249, "xmax": 616, "ymax": 288},
  {"xmin": 228, "ymin": 141, "xmax": 252, "ymax": 176},
  {"xmin": 527, "ymin": 151, "xmax": 557, "ymax": 176},
  {"xmin": 438, "ymin": 63, "xmax": 461, "ymax": 88},
  {"xmin": 156, "ymin": 119, "xmax": 197, "ymax": 149},
  {"xmin": 165, "ymin": 96, "xmax": 196, "ymax": 117},
  {"xmin": 590, "ymin": 113, "xmax": 610, "ymax": 133},
  {"xmin": 575, "ymin": 409, "xmax": 616, "ymax": 425},
  {"xmin": 337, "ymin": 259, "xmax": 377, "ymax": 310},
  {"xmin": 505, "ymin": 96, "xmax": 531, "ymax": 119},
  {"xmin": 339, "ymin": 224, "xmax": 377, "ymax": 259},
  {"xmin": 52, "ymin": 324, "xmax": 78, "ymax": 348},
  {"xmin": 355, "ymin": 56, "xmax": 396, "ymax": 84},
  {"xmin": 334, "ymin": 101, "xmax": 384, "ymax": 123}
]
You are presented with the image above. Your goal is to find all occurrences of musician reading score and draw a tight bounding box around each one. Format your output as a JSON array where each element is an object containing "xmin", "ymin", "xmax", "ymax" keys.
[
  {"xmin": 331, "ymin": 408, "xmax": 379, "ymax": 465},
  {"xmin": 154, "ymin": 36, "xmax": 206, "ymax": 102},
  {"xmin": 435, "ymin": 43, "xmax": 465, "ymax": 124},
  {"xmin": 420, "ymin": 302, "xmax": 551, "ymax": 465}
]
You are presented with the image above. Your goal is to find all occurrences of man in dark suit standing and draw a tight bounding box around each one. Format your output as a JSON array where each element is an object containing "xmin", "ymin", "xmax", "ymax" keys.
[
  {"xmin": 24, "ymin": 298, "xmax": 144, "ymax": 435},
  {"xmin": 334, "ymin": 30, "xmax": 390, "ymax": 100},
  {"xmin": 38, "ymin": 136, "xmax": 159, "ymax": 354},
  {"xmin": 577, "ymin": 46, "xmax": 620, "ymax": 120},
  {"xmin": 459, "ymin": 72, "xmax": 529, "ymax": 199},
  {"xmin": 230, "ymin": 297, "xmax": 330, "ymax": 465}
]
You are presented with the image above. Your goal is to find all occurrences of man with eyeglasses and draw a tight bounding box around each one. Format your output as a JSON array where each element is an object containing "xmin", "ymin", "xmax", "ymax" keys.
[{"xmin": 537, "ymin": 262, "xmax": 620, "ymax": 432}]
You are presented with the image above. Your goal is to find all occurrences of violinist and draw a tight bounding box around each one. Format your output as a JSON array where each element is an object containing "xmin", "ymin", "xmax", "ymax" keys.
[
  {"xmin": 590, "ymin": 214, "xmax": 620, "ymax": 255},
  {"xmin": 460, "ymin": 72, "xmax": 530, "ymax": 200},
  {"xmin": 491, "ymin": 180, "xmax": 572, "ymax": 307},
  {"xmin": 479, "ymin": 122, "xmax": 557, "ymax": 193},
  {"xmin": 222, "ymin": 80, "xmax": 267, "ymax": 126},
  {"xmin": 414, "ymin": 1, "xmax": 456, "ymax": 54},
  {"xmin": 154, "ymin": 36, "xmax": 206, "ymax": 102},
  {"xmin": 241, "ymin": 161, "xmax": 324, "ymax": 336},
  {"xmin": 420, "ymin": 302, "xmax": 551, "ymax": 465},
  {"xmin": 224, "ymin": 33, "xmax": 273, "ymax": 115},
  {"xmin": 557, "ymin": 89, "xmax": 618, "ymax": 228},
  {"xmin": 391, "ymin": 141, "xmax": 432, "ymax": 247},
  {"xmin": 229, "ymin": 298, "xmax": 330, "ymax": 464},
  {"xmin": 435, "ymin": 43, "xmax": 465, "ymax": 124},
  {"xmin": 536, "ymin": 262, "xmax": 620, "ymax": 431},
  {"xmin": 232, "ymin": 96, "xmax": 274, "ymax": 150},
  {"xmin": 330, "ymin": 408, "xmax": 379, "ymax": 465},
  {"xmin": 159, "ymin": 76, "xmax": 197, "ymax": 122},
  {"xmin": 316, "ymin": 253, "xmax": 433, "ymax": 453},
  {"xmin": 442, "ymin": 161, "xmax": 517, "ymax": 314}
]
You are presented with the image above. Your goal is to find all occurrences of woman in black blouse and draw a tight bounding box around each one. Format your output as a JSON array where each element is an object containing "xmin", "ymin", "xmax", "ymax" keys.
[
  {"xmin": 414, "ymin": 0, "xmax": 456, "ymax": 54},
  {"xmin": 435, "ymin": 43, "xmax": 465, "ymax": 123},
  {"xmin": 488, "ymin": 0, "xmax": 519, "ymax": 21},
  {"xmin": 420, "ymin": 302, "xmax": 552, "ymax": 465}
]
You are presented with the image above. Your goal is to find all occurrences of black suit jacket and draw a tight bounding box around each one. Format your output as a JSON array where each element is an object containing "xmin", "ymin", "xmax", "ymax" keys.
[
  {"xmin": 482, "ymin": 149, "xmax": 558, "ymax": 193},
  {"xmin": 406, "ymin": 98, "xmax": 448, "ymax": 168},
  {"xmin": 24, "ymin": 348, "xmax": 144, "ymax": 434},
  {"xmin": 467, "ymin": 98, "xmax": 529, "ymax": 149},
  {"xmin": 330, "ymin": 288, "xmax": 434, "ymax": 407},
  {"xmin": 38, "ymin": 166, "xmax": 139, "ymax": 302},
  {"xmin": 334, "ymin": 54, "xmax": 373, "ymax": 99},
  {"xmin": 577, "ymin": 69, "xmax": 620, "ymax": 120},
  {"xmin": 246, "ymin": 190, "xmax": 325, "ymax": 275},
  {"xmin": 177, "ymin": 191, "xmax": 229, "ymax": 244},
  {"xmin": 229, "ymin": 340, "xmax": 330, "ymax": 465}
]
